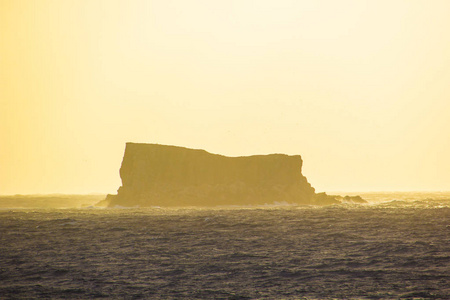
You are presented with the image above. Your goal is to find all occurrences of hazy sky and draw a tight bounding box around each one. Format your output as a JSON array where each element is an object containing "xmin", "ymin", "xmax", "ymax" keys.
[{"xmin": 1, "ymin": 0, "xmax": 450, "ymax": 194}]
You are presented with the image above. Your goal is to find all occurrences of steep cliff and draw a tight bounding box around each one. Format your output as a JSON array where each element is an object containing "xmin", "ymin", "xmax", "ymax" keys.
[{"xmin": 105, "ymin": 143, "xmax": 363, "ymax": 207}]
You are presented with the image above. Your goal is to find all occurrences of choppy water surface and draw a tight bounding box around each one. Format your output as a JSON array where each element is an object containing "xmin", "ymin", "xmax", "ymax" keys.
[{"xmin": 1, "ymin": 197, "xmax": 449, "ymax": 299}]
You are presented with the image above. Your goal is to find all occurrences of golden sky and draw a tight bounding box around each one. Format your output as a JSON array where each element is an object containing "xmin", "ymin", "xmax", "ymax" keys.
[{"xmin": 1, "ymin": 0, "xmax": 450, "ymax": 194}]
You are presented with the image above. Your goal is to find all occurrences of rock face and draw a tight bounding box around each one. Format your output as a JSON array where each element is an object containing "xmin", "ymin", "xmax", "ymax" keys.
[{"xmin": 104, "ymin": 143, "xmax": 364, "ymax": 207}]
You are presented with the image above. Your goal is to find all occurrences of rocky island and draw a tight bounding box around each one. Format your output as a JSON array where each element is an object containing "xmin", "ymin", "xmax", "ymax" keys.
[{"xmin": 100, "ymin": 143, "xmax": 365, "ymax": 207}]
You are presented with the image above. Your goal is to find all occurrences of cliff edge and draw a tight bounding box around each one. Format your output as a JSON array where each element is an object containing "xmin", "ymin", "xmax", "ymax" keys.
[{"xmin": 102, "ymin": 143, "xmax": 364, "ymax": 207}]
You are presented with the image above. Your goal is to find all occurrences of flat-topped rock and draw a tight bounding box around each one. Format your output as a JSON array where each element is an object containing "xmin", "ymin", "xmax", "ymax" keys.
[{"xmin": 103, "ymin": 143, "xmax": 365, "ymax": 207}]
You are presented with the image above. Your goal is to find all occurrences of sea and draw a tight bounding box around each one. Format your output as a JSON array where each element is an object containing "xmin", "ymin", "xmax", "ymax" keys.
[{"xmin": 0, "ymin": 192, "xmax": 449, "ymax": 299}]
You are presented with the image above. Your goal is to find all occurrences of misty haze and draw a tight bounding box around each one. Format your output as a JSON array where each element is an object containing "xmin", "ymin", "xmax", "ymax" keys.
[{"xmin": 2, "ymin": 0, "xmax": 450, "ymax": 299}]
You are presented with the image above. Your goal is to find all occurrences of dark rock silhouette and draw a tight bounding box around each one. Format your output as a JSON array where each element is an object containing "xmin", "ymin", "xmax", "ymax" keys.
[{"xmin": 103, "ymin": 143, "xmax": 365, "ymax": 207}]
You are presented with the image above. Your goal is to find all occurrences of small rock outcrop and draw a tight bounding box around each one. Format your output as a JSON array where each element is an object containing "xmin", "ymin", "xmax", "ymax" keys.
[{"xmin": 103, "ymin": 143, "xmax": 365, "ymax": 207}]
